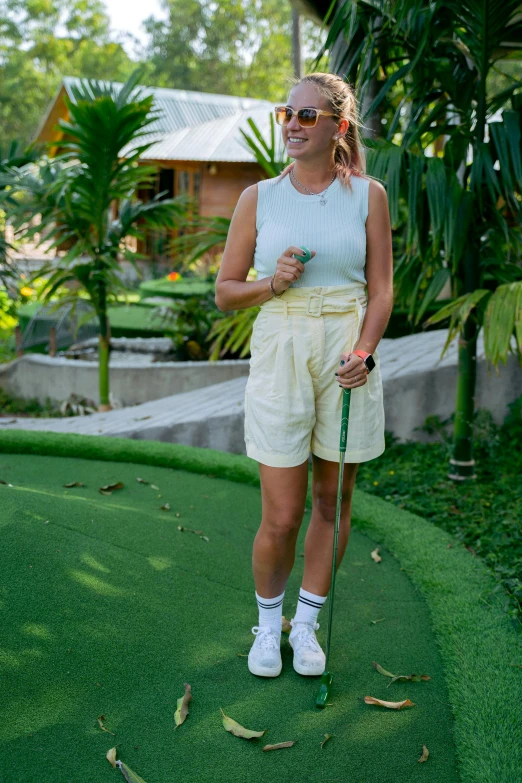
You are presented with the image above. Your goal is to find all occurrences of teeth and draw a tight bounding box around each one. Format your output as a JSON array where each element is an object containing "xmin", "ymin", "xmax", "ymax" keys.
[{"xmin": 289, "ymin": 138, "xmax": 306, "ymax": 143}]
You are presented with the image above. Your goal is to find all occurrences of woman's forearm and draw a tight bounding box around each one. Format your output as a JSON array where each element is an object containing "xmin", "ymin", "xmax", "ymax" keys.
[
  {"xmin": 354, "ymin": 291, "xmax": 394, "ymax": 355},
  {"xmin": 216, "ymin": 277, "xmax": 274, "ymax": 311}
]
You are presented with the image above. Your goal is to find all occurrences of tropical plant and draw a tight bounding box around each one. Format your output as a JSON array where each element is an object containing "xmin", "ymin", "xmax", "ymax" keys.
[
  {"xmin": 164, "ymin": 112, "xmax": 290, "ymax": 361},
  {"xmin": 314, "ymin": 0, "xmax": 522, "ymax": 480},
  {"xmin": 0, "ymin": 140, "xmax": 41, "ymax": 283},
  {"xmin": 1, "ymin": 66, "xmax": 186, "ymax": 410}
]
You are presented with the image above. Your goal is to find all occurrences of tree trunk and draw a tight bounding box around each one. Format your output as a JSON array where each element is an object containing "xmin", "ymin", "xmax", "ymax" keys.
[
  {"xmin": 291, "ymin": 8, "xmax": 302, "ymax": 79},
  {"xmin": 449, "ymin": 241, "xmax": 479, "ymax": 481},
  {"xmin": 97, "ymin": 281, "xmax": 111, "ymax": 412},
  {"xmin": 448, "ymin": 316, "xmax": 478, "ymax": 480}
]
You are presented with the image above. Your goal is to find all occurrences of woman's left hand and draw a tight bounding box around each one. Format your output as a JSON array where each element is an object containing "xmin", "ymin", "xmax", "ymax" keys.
[{"xmin": 335, "ymin": 353, "xmax": 368, "ymax": 388}]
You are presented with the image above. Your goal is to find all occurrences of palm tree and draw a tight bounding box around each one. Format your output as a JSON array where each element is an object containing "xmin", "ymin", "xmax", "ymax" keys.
[
  {"xmin": 315, "ymin": 0, "xmax": 522, "ymax": 480},
  {"xmin": 2, "ymin": 66, "xmax": 186, "ymax": 410},
  {"xmin": 0, "ymin": 140, "xmax": 41, "ymax": 285}
]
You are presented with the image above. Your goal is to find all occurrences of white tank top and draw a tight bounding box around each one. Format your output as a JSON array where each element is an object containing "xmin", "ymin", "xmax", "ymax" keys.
[{"xmin": 253, "ymin": 172, "xmax": 370, "ymax": 288}]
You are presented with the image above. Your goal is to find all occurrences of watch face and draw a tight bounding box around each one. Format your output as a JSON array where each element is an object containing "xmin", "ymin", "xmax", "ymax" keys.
[{"xmin": 365, "ymin": 354, "xmax": 376, "ymax": 372}]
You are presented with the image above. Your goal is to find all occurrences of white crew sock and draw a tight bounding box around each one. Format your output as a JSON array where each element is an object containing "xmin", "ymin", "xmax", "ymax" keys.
[
  {"xmin": 256, "ymin": 590, "xmax": 285, "ymax": 633},
  {"xmin": 293, "ymin": 587, "xmax": 327, "ymax": 626}
]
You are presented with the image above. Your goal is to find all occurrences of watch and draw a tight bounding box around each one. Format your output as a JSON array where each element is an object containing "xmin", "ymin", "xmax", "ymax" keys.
[{"xmin": 352, "ymin": 349, "xmax": 375, "ymax": 374}]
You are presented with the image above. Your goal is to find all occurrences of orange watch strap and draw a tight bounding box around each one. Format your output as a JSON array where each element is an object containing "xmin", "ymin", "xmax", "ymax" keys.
[{"xmin": 353, "ymin": 349, "xmax": 370, "ymax": 360}]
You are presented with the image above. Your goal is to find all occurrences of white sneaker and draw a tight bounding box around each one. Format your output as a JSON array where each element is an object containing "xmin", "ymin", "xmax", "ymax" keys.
[
  {"xmin": 288, "ymin": 619, "xmax": 326, "ymax": 676},
  {"xmin": 248, "ymin": 626, "xmax": 282, "ymax": 677}
]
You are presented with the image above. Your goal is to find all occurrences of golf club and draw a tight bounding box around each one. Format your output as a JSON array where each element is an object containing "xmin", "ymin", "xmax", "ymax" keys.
[{"xmin": 315, "ymin": 380, "xmax": 351, "ymax": 708}]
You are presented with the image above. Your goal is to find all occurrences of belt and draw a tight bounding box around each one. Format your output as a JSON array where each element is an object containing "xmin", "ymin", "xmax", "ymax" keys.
[{"xmin": 261, "ymin": 289, "xmax": 367, "ymax": 318}]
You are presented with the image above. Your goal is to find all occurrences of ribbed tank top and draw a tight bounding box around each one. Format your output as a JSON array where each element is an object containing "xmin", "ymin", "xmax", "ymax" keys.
[{"xmin": 253, "ymin": 172, "xmax": 370, "ymax": 288}]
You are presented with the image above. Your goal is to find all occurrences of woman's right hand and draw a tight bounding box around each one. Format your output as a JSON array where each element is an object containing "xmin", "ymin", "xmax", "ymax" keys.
[{"xmin": 272, "ymin": 246, "xmax": 317, "ymax": 295}]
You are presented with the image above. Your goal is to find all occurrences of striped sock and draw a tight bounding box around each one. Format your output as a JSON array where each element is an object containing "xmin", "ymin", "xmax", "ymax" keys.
[
  {"xmin": 256, "ymin": 590, "xmax": 285, "ymax": 633},
  {"xmin": 293, "ymin": 587, "xmax": 327, "ymax": 626}
]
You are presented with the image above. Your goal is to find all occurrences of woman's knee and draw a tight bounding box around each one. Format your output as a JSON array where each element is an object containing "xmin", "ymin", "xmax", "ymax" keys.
[{"xmin": 260, "ymin": 504, "xmax": 303, "ymax": 537}]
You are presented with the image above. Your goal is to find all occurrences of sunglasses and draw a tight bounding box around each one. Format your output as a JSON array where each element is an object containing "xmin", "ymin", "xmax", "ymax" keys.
[{"xmin": 274, "ymin": 105, "xmax": 337, "ymax": 128}]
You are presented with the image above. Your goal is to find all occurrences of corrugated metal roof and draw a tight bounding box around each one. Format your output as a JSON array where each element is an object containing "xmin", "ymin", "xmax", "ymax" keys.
[
  {"xmin": 62, "ymin": 77, "xmax": 273, "ymax": 136},
  {"xmin": 120, "ymin": 107, "xmax": 285, "ymax": 163},
  {"xmin": 59, "ymin": 76, "xmax": 277, "ymax": 163}
]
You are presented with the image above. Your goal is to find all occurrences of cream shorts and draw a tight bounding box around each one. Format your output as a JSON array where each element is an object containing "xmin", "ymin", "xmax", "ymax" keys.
[{"xmin": 244, "ymin": 283, "xmax": 386, "ymax": 468}]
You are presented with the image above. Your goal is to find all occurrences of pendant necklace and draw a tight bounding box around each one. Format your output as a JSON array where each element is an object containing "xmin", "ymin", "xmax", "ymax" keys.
[{"xmin": 290, "ymin": 169, "xmax": 336, "ymax": 206}]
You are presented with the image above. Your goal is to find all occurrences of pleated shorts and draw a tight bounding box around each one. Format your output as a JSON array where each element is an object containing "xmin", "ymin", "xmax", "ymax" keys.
[{"xmin": 244, "ymin": 283, "xmax": 386, "ymax": 468}]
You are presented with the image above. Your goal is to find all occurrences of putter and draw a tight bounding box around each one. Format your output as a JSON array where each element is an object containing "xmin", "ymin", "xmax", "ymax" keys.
[{"xmin": 315, "ymin": 379, "xmax": 351, "ymax": 708}]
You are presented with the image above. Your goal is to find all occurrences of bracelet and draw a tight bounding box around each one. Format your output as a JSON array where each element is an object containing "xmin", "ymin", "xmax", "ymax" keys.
[{"xmin": 270, "ymin": 275, "xmax": 284, "ymax": 298}]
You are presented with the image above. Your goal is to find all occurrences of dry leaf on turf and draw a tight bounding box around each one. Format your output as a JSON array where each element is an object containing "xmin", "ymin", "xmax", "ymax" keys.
[
  {"xmin": 150, "ymin": 484, "xmax": 159, "ymax": 491},
  {"xmin": 116, "ymin": 760, "xmax": 148, "ymax": 783},
  {"xmin": 262, "ymin": 741, "xmax": 295, "ymax": 751},
  {"xmin": 99, "ymin": 482, "xmax": 124, "ymax": 495},
  {"xmin": 370, "ymin": 547, "xmax": 382, "ymax": 563},
  {"xmin": 281, "ymin": 616, "xmax": 292, "ymax": 633},
  {"xmin": 373, "ymin": 661, "xmax": 431, "ymax": 685},
  {"xmin": 136, "ymin": 477, "xmax": 149, "ymax": 484},
  {"xmin": 97, "ymin": 714, "xmax": 115, "ymax": 735},
  {"xmin": 370, "ymin": 618, "xmax": 386, "ymax": 625},
  {"xmin": 220, "ymin": 707, "xmax": 267, "ymax": 739},
  {"xmin": 160, "ymin": 503, "xmax": 171, "ymax": 511},
  {"xmin": 107, "ymin": 747, "xmax": 118, "ymax": 767},
  {"xmin": 63, "ymin": 481, "xmax": 85, "ymax": 488},
  {"xmin": 174, "ymin": 683, "xmax": 192, "ymax": 728},
  {"xmin": 364, "ymin": 696, "xmax": 415, "ymax": 709},
  {"xmin": 320, "ymin": 734, "xmax": 332, "ymax": 748},
  {"xmin": 418, "ymin": 745, "xmax": 429, "ymax": 763}
]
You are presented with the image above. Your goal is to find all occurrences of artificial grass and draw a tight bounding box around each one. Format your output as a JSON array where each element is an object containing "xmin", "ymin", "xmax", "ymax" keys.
[
  {"xmin": 1, "ymin": 453, "xmax": 458, "ymax": 783},
  {"xmin": 0, "ymin": 430, "xmax": 520, "ymax": 782}
]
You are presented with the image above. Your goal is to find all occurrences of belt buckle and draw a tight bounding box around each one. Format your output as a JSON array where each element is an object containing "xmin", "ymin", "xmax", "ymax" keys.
[{"xmin": 306, "ymin": 292, "xmax": 324, "ymax": 317}]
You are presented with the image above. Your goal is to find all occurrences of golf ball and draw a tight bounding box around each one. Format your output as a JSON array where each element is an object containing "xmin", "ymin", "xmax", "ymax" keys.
[{"xmin": 292, "ymin": 246, "xmax": 313, "ymax": 263}]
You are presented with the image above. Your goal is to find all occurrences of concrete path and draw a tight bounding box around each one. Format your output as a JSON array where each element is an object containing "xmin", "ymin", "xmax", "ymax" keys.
[{"xmin": 1, "ymin": 328, "xmax": 520, "ymax": 450}]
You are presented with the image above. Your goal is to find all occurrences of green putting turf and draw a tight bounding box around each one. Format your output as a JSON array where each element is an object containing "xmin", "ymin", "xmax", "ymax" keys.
[{"xmin": 0, "ymin": 453, "xmax": 460, "ymax": 783}]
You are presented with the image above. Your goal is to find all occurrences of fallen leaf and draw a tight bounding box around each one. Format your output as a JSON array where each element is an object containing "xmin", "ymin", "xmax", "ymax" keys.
[
  {"xmin": 370, "ymin": 547, "xmax": 382, "ymax": 563},
  {"xmin": 281, "ymin": 616, "xmax": 292, "ymax": 633},
  {"xmin": 220, "ymin": 707, "xmax": 267, "ymax": 739},
  {"xmin": 262, "ymin": 741, "xmax": 295, "ymax": 751},
  {"xmin": 136, "ymin": 477, "xmax": 149, "ymax": 484},
  {"xmin": 370, "ymin": 618, "xmax": 386, "ymax": 625},
  {"xmin": 174, "ymin": 683, "xmax": 192, "ymax": 728},
  {"xmin": 97, "ymin": 714, "xmax": 115, "ymax": 735},
  {"xmin": 418, "ymin": 745, "xmax": 429, "ymax": 763},
  {"xmin": 175, "ymin": 512, "xmax": 180, "ymax": 517},
  {"xmin": 150, "ymin": 484, "xmax": 159, "ymax": 491},
  {"xmin": 63, "ymin": 481, "xmax": 85, "ymax": 488},
  {"xmin": 372, "ymin": 661, "xmax": 431, "ymax": 686},
  {"xmin": 106, "ymin": 747, "xmax": 118, "ymax": 768},
  {"xmin": 99, "ymin": 482, "xmax": 124, "ymax": 495},
  {"xmin": 364, "ymin": 696, "xmax": 415, "ymax": 709},
  {"xmin": 161, "ymin": 503, "xmax": 171, "ymax": 511},
  {"xmin": 200, "ymin": 535, "xmax": 209, "ymax": 542},
  {"xmin": 116, "ymin": 760, "xmax": 148, "ymax": 783},
  {"xmin": 320, "ymin": 734, "xmax": 332, "ymax": 748},
  {"xmin": 237, "ymin": 653, "xmax": 248, "ymax": 657}
]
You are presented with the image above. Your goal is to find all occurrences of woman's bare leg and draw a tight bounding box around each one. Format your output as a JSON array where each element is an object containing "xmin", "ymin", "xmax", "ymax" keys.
[
  {"xmin": 252, "ymin": 458, "xmax": 309, "ymax": 598},
  {"xmin": 301, "ymin": 454, "xmax": 359, "ymax": 597}
]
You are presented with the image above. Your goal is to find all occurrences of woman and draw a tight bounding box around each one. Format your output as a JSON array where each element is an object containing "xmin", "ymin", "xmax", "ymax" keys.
[{"xmin": 215, "ymin": 72, "xmax": 393, "ymax": 678}]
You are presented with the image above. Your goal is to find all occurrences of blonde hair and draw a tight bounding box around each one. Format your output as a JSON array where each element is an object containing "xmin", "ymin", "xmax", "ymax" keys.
[{"xmin": 279, "ymin": 72, "xmax": 370, "ymax": 191}]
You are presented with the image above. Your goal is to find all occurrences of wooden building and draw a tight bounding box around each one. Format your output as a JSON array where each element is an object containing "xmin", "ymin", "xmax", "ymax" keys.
[{"xmin": 33, "ymin": 78, "xmax": 280, "ymax": 264}]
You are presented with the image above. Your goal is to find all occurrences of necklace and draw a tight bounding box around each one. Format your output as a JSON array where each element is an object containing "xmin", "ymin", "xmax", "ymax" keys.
[{"xmin": 290, "ymin": 169, "xmax": 336, "ymax": 206}]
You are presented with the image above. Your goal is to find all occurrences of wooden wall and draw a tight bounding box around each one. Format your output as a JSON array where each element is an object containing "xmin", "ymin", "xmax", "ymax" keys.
[{"xmin": 199, "ymin": 162, "xmax": 264, "ymax": 217}]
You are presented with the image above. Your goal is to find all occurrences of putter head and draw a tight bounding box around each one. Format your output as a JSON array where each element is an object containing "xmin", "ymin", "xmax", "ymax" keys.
[{"xmin": 315, "ymin": 671, "xmax": 333, "ymax": 708}]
